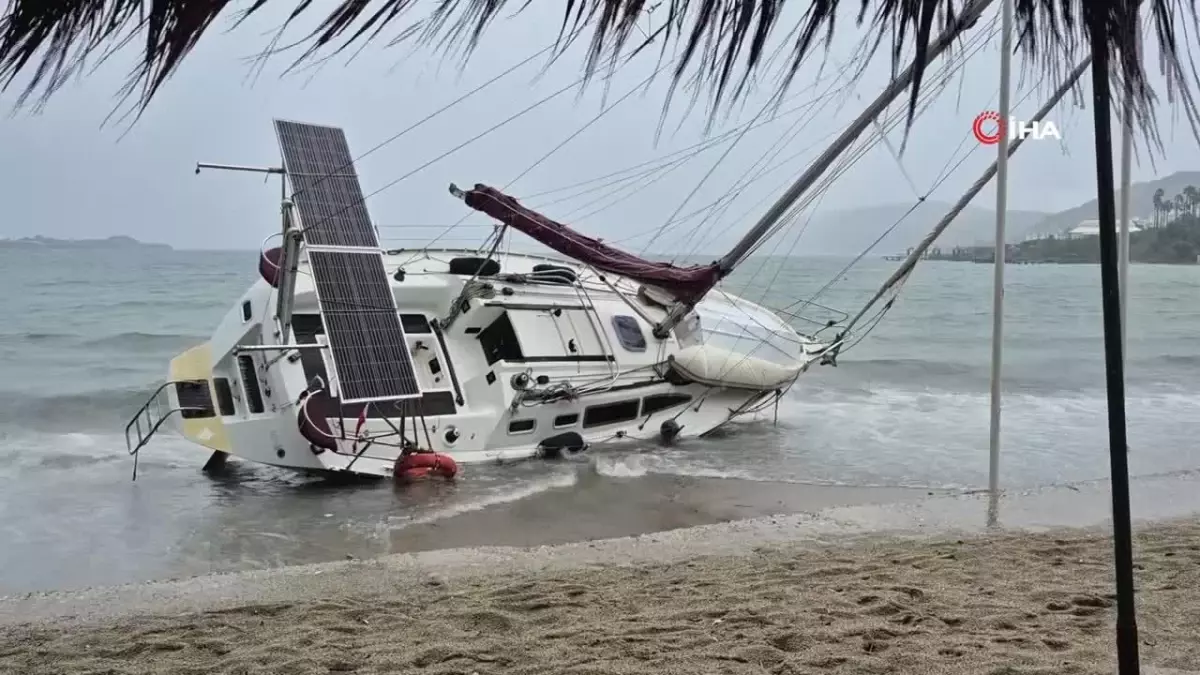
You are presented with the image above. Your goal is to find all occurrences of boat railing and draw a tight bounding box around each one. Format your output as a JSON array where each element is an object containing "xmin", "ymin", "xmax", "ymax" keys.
[{"xmin": 124, "ymin": 380, "xmax": 210, "ymax": 480}]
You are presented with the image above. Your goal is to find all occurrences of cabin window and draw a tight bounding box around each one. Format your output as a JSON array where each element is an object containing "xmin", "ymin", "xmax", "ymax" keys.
[
  {"xmin": 237, "ymin": 355, "xmax": 266, "ymax": 414},
  {"xmin": 478, "ymin": 312, "xmax": 523, "ymax": 365},
  {"xmin": 611, "ymin": 315, "xmax": 647, "ymax": 352},
  {"xmin": 583, "ymin": 400, "xmax": 640, "ymax": 428},
  {"xmin": 553, "ymin": 413, "xmax": 579, "ymax": 428},
  {"xmin": 175, "ymin": 380, "xmax": 215, "ymax": 419},
  {"xmin": 508, "ymin": 419, "xmax": 536, "ymax": 434},
  {"xmin": 401, "ymin": 314, "xmax": 432, "ymax": 334},
  {"xmin": 241, "ymin": 300, "xmax": 252, "ymax": 322},
  {"xmin": 641, "ymin": 393, "xmax": 692, "ymax": 416},
  {"xmin": 213, "ymin": 378, "xmax": 237, "ymax": 416}
]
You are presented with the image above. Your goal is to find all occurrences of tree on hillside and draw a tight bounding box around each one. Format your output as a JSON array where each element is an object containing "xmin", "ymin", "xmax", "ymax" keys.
[
  {"xmin": 1153, "ymin": 188, "xmax": 1167, "ymax": 228},
  {"xmin": 1184, "ymin": 186, "xmax": 1199, "ymax": 217}
]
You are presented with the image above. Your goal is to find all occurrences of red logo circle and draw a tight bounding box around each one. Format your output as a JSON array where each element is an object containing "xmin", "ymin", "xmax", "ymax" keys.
[{"xmin": 972, "ymin": 111, "xmax": 1004, "ymax": 144}]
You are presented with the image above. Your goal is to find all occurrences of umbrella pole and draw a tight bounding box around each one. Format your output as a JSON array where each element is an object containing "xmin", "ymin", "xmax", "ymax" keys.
[{"xmin": 1084, "ymin": 9, "xmax": 1140, "ymax": 675}]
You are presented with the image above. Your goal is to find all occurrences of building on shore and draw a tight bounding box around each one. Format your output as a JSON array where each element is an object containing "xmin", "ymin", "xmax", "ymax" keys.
[{"xmin": 1064, "ymin": 218, "xmax": 1146, "ymax": 239}]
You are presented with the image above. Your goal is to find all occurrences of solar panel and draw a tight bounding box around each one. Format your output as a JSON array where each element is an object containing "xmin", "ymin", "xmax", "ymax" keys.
[
  {"xmin": 274, "ymin": 120, "xmax": 378, "ymax": 249},
  {"xmin": 307, "ymin": 249, "xmax": 421, "ymax": 403}
]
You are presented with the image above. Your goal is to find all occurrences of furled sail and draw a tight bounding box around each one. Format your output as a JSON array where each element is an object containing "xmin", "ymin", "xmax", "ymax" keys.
[{"xmin": 456, "ymin": 184, "xmax": 721, "ymax": 301}]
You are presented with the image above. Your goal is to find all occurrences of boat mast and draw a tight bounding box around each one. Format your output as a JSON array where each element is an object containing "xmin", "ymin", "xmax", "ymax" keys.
[
  {"xmin": 653, "ymin": 0, "xmax": 997, "ymax": 337},
  {"xmin": 194, "ymin": 162, "xmax": 298, "ymax": 339},
  {"xmin": 987, "ymin": 0, "xmax": 1015, "ymax": 528}
]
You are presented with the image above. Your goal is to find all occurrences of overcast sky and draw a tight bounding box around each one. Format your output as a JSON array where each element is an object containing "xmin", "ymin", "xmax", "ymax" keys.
[{"xmin": 1, "ymin": 3, "xmax": 1197, "ymax": 252}]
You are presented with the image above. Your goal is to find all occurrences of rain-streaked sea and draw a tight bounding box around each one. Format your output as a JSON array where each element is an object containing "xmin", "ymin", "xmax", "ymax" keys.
[{"xmin": 1, "ymin": 247, "xmax": 1197, "ymax": 594}]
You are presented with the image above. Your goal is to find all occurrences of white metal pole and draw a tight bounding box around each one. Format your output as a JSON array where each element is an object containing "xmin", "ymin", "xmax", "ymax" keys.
[
  {"xmin": 988, "ymin": 0, "xmax": 1015, "ymax": 527},
  {"xmin": 1118, "ymin": 16, "xmax": 1139, "ymax": 370}
]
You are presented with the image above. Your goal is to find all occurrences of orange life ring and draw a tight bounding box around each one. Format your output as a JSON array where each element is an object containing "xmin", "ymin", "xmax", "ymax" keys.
[{"xmin": 394, "ymin": 452, "xmax": 458, "ymax": 481}]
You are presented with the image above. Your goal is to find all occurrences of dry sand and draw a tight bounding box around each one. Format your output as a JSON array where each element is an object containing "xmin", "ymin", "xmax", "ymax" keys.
[{"xmin": 3, "ymin": 519, "xmax": 1199, "ymax": 675}]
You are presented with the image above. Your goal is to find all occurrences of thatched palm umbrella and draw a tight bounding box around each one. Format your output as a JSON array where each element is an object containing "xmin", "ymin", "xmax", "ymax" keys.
[{"xmin": 2, "ymin": 2, "xmax": 1196, "ymax": 674}]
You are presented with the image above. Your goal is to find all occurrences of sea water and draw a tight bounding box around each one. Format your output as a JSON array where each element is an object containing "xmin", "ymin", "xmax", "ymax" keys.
[{"xmin": 1, "ymin": 248, "xmax": 1197, "ymax": 592}]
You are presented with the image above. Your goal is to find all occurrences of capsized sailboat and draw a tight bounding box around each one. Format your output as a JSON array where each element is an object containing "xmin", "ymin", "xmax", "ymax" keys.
[{"xmin": 124, "ymin": 119, "xmax": 831, "ymax": 479}]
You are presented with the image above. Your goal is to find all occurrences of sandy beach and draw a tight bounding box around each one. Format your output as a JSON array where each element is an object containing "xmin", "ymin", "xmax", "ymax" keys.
[{"xmin": 3, "ymin": 514, "xmax": 1199, "ymax": 675}]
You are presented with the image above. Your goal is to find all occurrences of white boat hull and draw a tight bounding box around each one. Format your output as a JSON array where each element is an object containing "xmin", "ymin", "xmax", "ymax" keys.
[{"xmin": 157, "ymin": 249, "xmax": 828, "ymax": 479}]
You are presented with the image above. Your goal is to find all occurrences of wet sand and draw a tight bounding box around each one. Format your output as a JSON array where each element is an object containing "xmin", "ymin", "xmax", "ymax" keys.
[
  {"xmin": 3, "ymin": 518, "xmax": 1200, "ymax": 674},
  {"xmin": 387, "ymin": 470, "xmax": 939, "ymax": 553},
  {"xmin": 4, "ymin": 473, "xmax": 1200, "ymax": 673}
]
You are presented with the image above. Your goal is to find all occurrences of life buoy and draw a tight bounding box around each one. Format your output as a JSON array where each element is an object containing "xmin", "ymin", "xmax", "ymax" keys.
[{"xmin": 394, "ymin": 451, "xmax": 458, "ymax": 481}]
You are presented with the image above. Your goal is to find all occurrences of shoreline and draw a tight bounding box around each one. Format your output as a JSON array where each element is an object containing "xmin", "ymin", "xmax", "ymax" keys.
[
  {"xmin": 4, "ymin": 469, "xmax": 1200, "ymax": 628},
  {"xmin": 3, "ymin": 519, "xmax": 1199, "ymax": 674}
]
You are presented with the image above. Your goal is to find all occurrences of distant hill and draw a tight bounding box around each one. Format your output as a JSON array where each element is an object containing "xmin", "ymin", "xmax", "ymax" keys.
[
  {"xmin": 1023, "ymin": 171, "xmax": 1200, "ymax": 237},
  {"xmin": 0, "ymin": 235, "xmax": 172, "ymax": 251},
  {"xmin": 789, "ymin": 200, "xmax": 1050, "ymax": 256}
]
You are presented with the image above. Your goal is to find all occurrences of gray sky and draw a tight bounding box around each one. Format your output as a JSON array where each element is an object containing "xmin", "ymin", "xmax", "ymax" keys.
[{"xmin": 1, "ymin": 3, "xmax": 1197, "ymax": 253}]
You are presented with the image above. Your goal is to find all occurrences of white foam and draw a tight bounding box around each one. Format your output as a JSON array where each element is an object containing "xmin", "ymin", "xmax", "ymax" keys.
[
  {"xmin": 400, "ymin": 470, "xmax": 580, "ymax": 527},
  {"xmin": 774, "ymin": 386, "xmax": 1200, "ymax": 489},
  {"xmin": 591, "ymin": 454, "xmax": 650, "ymax": 477}
]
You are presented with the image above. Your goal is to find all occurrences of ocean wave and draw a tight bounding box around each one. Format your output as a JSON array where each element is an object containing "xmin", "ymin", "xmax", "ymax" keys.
[
  {"xmin": 82, "ymin": 331, "xmax": 203, "ymax": 350},
  {"xmin": 0, "ymin": 386, "xmax": 160, "ymax": 432},
  {"xmin": 0, "ymin": 330, "xmax": 202, "ymax": 351},
  {"xmin": 0, "ymin": 331, "xmax": 73, "ymax": 345},
  {"xmin": 839, "ymin": 358, "xmax": 978, "ymax": 377}
]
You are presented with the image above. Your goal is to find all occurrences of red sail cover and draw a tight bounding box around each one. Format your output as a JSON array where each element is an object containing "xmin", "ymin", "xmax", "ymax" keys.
[{"xmin": 462, "ymin": 184, "xmax": 721, "ymax": 301}]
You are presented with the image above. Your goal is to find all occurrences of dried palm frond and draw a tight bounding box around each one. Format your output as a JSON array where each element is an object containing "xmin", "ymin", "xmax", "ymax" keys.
[{"xmin": 0, "ymin": 0, "xmax": 1195, "ymax": 142}]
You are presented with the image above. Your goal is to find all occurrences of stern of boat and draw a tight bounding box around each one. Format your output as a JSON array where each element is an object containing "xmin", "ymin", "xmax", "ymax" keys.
[{"xmin": 165, "ymin": 342, "xmax": 232, "ymax": 453}]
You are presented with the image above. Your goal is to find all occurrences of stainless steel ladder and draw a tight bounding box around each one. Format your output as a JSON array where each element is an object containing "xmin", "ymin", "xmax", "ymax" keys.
[{"xmin": 124, "ymin": 381, "xmax": 208, "ymax": 480}]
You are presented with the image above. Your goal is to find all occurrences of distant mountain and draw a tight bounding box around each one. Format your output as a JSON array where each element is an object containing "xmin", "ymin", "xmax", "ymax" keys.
[
  {"xmin": 0, "ymin": 235, "xmax": 172, "ymax": 251},
  {"xmin": 788, "ymin": 200, "xmax": 1050, "ymax": 256},
  {"xmin": 1023, "ymin": 171, "xmax": 1200, "ymax": 237}
]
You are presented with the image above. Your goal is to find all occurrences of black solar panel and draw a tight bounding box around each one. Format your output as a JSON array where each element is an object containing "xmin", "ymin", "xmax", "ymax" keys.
[
  {"xmin": 308, "ymin": 250, "xmax": 421, "ymax": 402},
  {"xmin": 274, "ymin": 120, "xmax": 378, "ymax": 249}
]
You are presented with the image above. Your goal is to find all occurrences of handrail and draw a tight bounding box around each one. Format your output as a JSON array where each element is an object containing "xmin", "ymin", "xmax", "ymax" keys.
[{"xmin": 124, "ymin": 381, "xmax": 209, "ymax": 480}]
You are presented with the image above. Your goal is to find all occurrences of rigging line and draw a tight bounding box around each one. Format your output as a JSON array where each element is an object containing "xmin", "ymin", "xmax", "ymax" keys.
[
  {"xmin": 609, "ymin": 124, "xmax": 845, "ymax": 247},
  {"xmin": 556, "ymin": 85, "xmax": 849, "ymax": 226},
  {"xmin": 790, "ymin": 77, "xmax": 1051, "ymax": 318},
  {"xmin": 856, "ymin": 18, "xmax": 1002, "ymax": 200},
  {"xmin": 670, "ymin": 46, "xmax": 889, "ymax": 261},
  {"xmin": 656, "ymin": 49, "xmax": 879, "ymax": 260},
  {"xmin": 300, "ymin": 71, "xmax": 607, "ymax": 242},
  {"xmin": 557, "ymin": 148, "xmax": 700, "ymax": 223},
  {"xmin": 735, "ymin": 28, "xmax": 1000, "ymax": 269},
  {"xmin": 724, "ymin": 30, "xmax": 1000, "ymax": 273},
  {"xmin": 293, "ymin": 36, "xmax": 634, "ymax": 243},
  {"xmin": 696, "ymin": 111, "xmax": 918, "ymax": 367},
  {"xmin": 286, "ymin": 41, "xmax": 560, "ymax": 210},
  {"xmin": 533, "ymin": 146, "xmax": 711, "ymax": 210},
  {"xmin": 795, "ymin": 61, "xmax": 1053, "ymax": 313},
  {"xmin": 729, "ymin": 80, "xmax": 942, "ymax": 267},
  {"xmin": 425, "ymin": 64, "xmax": 674, "ymax": 250},
  {"xmin": 673, "ymin": 92, "xmax": 835, "ymax": 260},
  {"xmin": 519, "ymin": 83, "xmax": 839, "ymax": 202}
]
